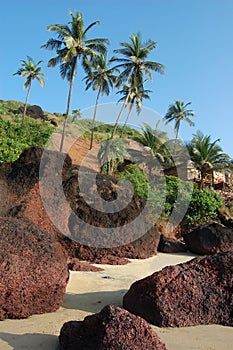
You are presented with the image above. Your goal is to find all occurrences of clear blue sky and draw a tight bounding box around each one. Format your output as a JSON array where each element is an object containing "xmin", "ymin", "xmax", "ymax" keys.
[{"xmin": 1, "ymin": 0, "xmax": 232, "ymax": 156}]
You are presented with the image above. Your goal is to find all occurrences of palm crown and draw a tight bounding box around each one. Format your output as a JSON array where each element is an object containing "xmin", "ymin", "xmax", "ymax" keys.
[
  {"xmin": 13, "ymin": 56, "xmax": 45, "ymax": 125},
  {"xmin": 111, "ymin": 33, "xmax": 165, "ymax": 87},
  {"xmin": 164, "ymin": 100, "xmax": 195, "ymax": 139},
  {"xmin": 41, "ymin": 10, "xmax": 109, "ymax": 151},
  {"xmin": 187, "ymin": 131, "xmax": 231, "ymax": 187},
  {"xmin": 109, "ymin": 33, "xmax": 164, "ymax": 139},
  {"xmin": 84, "ymin": 53, "xmax": 116, "ymax": 96},
  {"xmin": 13, "ymin": 56, "xmax": 45, "ymax": 89},
  {"xmin": 42, "ymin": 11, "xmax": 109, "ymax": 81}
]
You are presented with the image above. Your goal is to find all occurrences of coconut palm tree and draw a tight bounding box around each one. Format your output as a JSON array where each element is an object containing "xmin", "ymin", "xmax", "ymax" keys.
[
  {"xmin": 98, "ymin": 138, "xmax": 128, "ymax": 175},
  {"xmin": 136, "ymin": 122, "xmax": 170, "ymax": 167},
  {"xmin": 163, "ymin": 100, "xmax": 195, "ymax": 140},
  {"xmin": 71, "ymin": 109, "xmax": 81, "ymax": 122},
  {"xmin": 117, "ymin": 82, "xmax": 152, "ymax": 138},
  {"xmin": 186, "ymin": 131, "xmax": 231, "ymax": 189},
  {"xmin": 83, "ymin": 53, "xmax": 117, "ymax": 149},
  {"xmin": 13, "ymin": 56, "xmax": 45, "ymax": 125},
  {"xmin": 110, "ymin": 33, "xmax": 165, "ymax": 138},
  {"xmin": 41, "ymin": 10, "xmax": 109, "ymax": 151}
]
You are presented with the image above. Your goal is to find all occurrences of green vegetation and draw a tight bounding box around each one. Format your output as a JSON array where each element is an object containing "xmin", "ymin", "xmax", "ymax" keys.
[
  {"xmin": 118, "ymin": 168, "xmax": 223, "ymax": 226},
  {"xmin": 0, "ymin": 115, "xmax": 54, "ymax": 162},
  {"xmin": 0, "ymin": 99, "xmax": 142, "ymax": 163},
  {"xmin": 98, "ymin": 138, "xmax": 128, "ymax": 175},
  {"xmin": 186, "ymin": 131, "xmax": 231, "ymax": 188},
  {"xmin": 185, "ymin": 189, "xmax": 223, "ymax": 225},
  {"xmin": 119, "ymin": 164, "xmax": 149, "ymax": 200}
]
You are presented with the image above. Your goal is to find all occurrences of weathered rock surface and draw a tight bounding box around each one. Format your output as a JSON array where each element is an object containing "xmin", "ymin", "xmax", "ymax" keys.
[
  {"xmin": 7, "ymin": 146, "xmax": 72, "ymax": 195},
  {"xmin": 64, "ymin": 173, "xmax": 160, "ymax": 259},
  {"xmin": 11, "ymin": 104, "xmax": 58, "ymax": 125},
  {"xmin": 123, "ymin": 251, "xmax": 233, "ymax": 327},
  {"xmin": 1, "ymin": 147, "xmax": 160, "ymax": 265},
  {"xmin": 183, "ymin": 222, "xmax": 233, "ymax": 255},
  {"xmin": 59, "ymin": 304, "xmax": 167, "ymax": 350},
  {"xmin": 0, "ymin": 217, "xmax": 69, "ymax": 320},
  {"xmin": 90, "ymin": 255, "xmax": 129, "ymax": 265},
  {"xmin": 158, "ymin": 234, "xmax": 187, "ymax": 253},
  {"xmin": 67, "ymin": 258, "xmax": 103, "ymax": 272}
]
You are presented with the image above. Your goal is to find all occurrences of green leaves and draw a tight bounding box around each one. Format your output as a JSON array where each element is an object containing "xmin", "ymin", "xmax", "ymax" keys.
[
  {"xmin": 185, "ymin": 189, "xmax": 223, "ymax": 225},
  {"xmin": 0, "ymin": 116, "xmax": 54, "ymax": 162}
]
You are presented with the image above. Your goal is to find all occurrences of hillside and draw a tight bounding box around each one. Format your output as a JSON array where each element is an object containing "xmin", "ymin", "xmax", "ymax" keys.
[{"xmin": 0, "ymin": 99, "xmax": 141, "ymax": 163}]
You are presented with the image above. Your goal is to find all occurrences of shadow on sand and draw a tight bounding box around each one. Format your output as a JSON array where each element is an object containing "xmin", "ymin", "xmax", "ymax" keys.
[
  {"xmin": 62, "ymin": 289, "xmax": 127, "ymax": 313},
  {"xmin": 0, "ymin": 332, "xmax": 59, "ymax": 350}
]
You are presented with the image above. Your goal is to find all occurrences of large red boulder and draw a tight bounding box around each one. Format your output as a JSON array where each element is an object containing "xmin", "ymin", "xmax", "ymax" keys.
[
  {"xmin": 7, "ymin": 145, "xmax": 72, "ymax": 196},
  {"xmin": 158, "ymin": 234, "xmax": 187, "ymax": 253},
  {"xmin": 64, "ymin": 173, "xmax": 160, "ymax": 260},
  {"xmin": 1, "ymin": 147, "xmax": 160, "ymax": 265},
  {"xmin": 183, "ymin": 222, "xmax": 233, "ymax": 255},
  {"xmin": 59, "ymin": 304, "xmax": 167, "ymax": 350},
  {"xmin": 123, "ymin": 251, "xmax": 233, "ymax": 327},
  {"xmin": 0, "ymin": 217, "xmax": 69, "ymax": 320}
]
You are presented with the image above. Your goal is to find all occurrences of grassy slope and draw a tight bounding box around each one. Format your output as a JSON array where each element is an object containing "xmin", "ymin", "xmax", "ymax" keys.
[{"xmin": 0, "ymin": 99, "xmax": 142, "ymax": 162}]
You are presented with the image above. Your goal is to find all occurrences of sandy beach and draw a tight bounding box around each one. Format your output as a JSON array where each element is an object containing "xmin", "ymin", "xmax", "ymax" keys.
[{"xmin": 0, "ymin": 252, "xmax": 232, "ymax": 350}]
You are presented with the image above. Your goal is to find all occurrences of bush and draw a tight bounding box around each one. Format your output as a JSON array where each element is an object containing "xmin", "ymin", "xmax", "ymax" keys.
[
  {"xmin": 119, "ymin": 164, "xmax": 149, "ymax": 200},
  {"xmin": 0, "ymin": 116, "xmax": 54, "ymax": 162},
  {"xmin": 162, "ymin": 176, "xmax": 193, "ymax": 220},
  {"xmin": 119, "ymin": 164, "xmax": 166, "ymax": 216},
  {"xmin": 185, "ymin": 189, "xmax": 223, "ymax": 225}
]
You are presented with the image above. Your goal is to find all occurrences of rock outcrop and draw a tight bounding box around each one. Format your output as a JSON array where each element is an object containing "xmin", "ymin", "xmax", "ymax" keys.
[
  {"xmin": 1, "ymin": 146, "xmax": 160, "ymax": 265},
  {"xmin": 183, "ymin": 222, "xmax": 233, "ymax": 255},
  {"xmin": 67, "ymin": 258, "xmax": 103, "ymax": 272},
  {"xmin": 7, "ymin": 146, "xmax": 72, "ymax": 195},
  {"xmin": 59, "ymin": 304, "xmax": 167, "ymax": 350},
  {"xmin": 0, "ymin": 217, "xmax": 69, "ymax": 320},
  {"xmin": 123, "ymin": 251, "xmax": 233, "ymax": 327},
  {"xmin": 11, "ymin": 105, "xmax": 58, "ymax": 126},
  {"xmin": 64, "ymin": 173, "xmax": 160, "ymax": 259},
  {"xmin": 158, "ymin": 234, "xmax": 187, "ymax": 253}
]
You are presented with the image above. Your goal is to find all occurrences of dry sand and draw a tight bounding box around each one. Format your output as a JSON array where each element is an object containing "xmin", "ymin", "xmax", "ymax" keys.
[{"xmin": 0, "ymin": 252, "xmax": 232, "ymax": 349}]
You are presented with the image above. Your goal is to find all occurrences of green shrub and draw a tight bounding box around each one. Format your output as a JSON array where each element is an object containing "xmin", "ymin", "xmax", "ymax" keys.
[
  {"xmin": 119, "ymin": 164, "xmax": 149, "ymax": 200},
  {"xmin": 185, "ymin": 189, "xmax": 223, "ymax": 225},
  {"xmin": 0, "ymin": 116, "xmax": 54, "ymax": 162},
  {"xmin": 162, "ymin": 176, "xmax": 193, "ymax": 220}
]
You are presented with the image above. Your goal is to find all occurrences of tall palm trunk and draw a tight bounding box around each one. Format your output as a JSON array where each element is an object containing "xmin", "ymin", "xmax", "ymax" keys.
[
  {"xmin": 100, "ymin": 92, "xmax": 129, "ymax": 174},
  {"xmin": 90, "ymin": 86, "xmax": 101, "ymax": 150},
  {"xmin": 60, "ymin": 58, "xmax": 77, "ymax": 152},
  {"xmin": 22, "ymin": 80, "xmax": 32, "ymax": 126},
  {"xmin": 111, "ymin": 92, "xmax": 130, "ymax": 139},
  {"xmin": 120, "ymin": 103, "xmax": 133, "ymax": 138}
]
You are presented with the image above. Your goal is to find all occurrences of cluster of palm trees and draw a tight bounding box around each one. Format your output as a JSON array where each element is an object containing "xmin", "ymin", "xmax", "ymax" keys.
[
  {"xmin": 13, "ymin": 10, "xmax": 231, "ymax": 183},
  {"xmin": 14, "ymin": 10, "xmax": 164, "ymax": 150}
]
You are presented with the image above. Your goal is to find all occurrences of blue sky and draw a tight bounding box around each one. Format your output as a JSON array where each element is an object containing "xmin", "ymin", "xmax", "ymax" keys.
[{"xmin": 1, "ymin": 0, "xmax": 232, "ymax": 156}]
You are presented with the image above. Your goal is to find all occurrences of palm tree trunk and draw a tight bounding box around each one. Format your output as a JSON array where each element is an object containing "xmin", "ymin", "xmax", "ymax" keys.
[
  {"xmin": 90, "ymin": 86, "xmax": 101, "ymax": 150},
  {"xmin": 100, "ymin": 93, "xmax": 130, "ymax": 174},
  {"xmin": 22, "ymin": 81, "xmax": 31, "ymax": 126},
  {"xmin": 111, "ymin": 92, "xmax": 130, "ymax": 139},
  {"xmin": 120, "ymin": 104, "xmax": 132, "ymax": 138},
  {"xmin": 174, "ymin": 127, "xmax": 179, "ymax": 157},
  {"xmin": 60, "ymin": 58, "xmax": 77, "ymax": 152}
]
